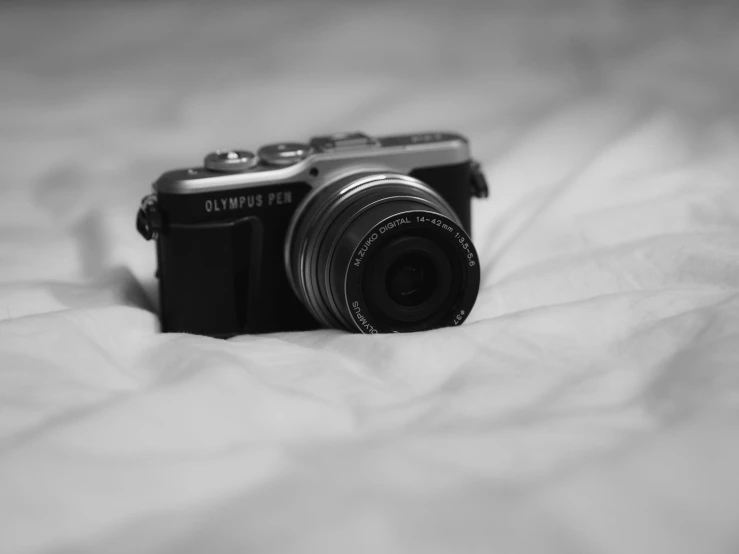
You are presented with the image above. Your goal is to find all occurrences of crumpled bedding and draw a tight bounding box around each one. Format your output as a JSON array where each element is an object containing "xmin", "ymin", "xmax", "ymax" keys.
[{"xmin": 2, "ymin": 1, "xmax": 739, "ymax": 553}]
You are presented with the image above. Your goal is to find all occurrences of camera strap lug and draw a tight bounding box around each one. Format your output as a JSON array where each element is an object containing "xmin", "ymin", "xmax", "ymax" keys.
[
  {"xmin": 469, "ymin": 161, "xmax": 489, "ymax": 199},
  {"xmin": 136, "ymin": 193, "xmax": 161, "ymax": 240}
]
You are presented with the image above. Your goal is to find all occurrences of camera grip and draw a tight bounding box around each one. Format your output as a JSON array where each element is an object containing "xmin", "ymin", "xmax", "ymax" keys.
[{"xmin": 157, "ymin": 215, "xmax": 263, "ymax": 337}]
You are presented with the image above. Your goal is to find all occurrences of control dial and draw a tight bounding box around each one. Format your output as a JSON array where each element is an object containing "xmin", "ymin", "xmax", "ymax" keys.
[
  {"xmin": 258, "ymin": 142, "xmax": 312, "ymax": 167},
  {"xmin": 204, "ymin": 150, "xmax": 258, "ymax": 172}
]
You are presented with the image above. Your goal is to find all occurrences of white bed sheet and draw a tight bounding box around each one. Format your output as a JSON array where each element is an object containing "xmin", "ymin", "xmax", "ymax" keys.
[{"xmin": 2, "ymin": 1, "xmax": 739, "ymax": 553}]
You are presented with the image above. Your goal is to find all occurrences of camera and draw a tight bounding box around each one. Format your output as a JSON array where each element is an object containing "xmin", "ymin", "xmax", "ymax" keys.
[{"xmin": 136, "ymin": 131, "xmax": 489, "ymax": 337}]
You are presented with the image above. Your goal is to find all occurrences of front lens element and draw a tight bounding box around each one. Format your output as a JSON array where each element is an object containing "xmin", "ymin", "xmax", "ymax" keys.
[
  {"xmin": 286, "ymin": 173, "xmax": 480, "ymax": 333},
  {"xmin": 360, "ymin": 234, "xmax": 455, "ymax": 329},
  {"xmin": 386, "ymin": 252, "xmax": 437, "ymax": 307}
]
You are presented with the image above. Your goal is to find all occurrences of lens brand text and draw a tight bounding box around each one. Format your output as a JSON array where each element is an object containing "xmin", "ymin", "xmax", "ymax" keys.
[
  {"xmin": 352, "ymin": 301, "xmax": 378, "ymax": 334},
  {"xmin": 353, "ymin": 217, "xmax": 411, "ymax": 267}
]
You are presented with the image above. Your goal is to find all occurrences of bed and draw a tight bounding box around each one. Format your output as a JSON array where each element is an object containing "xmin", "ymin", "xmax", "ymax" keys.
[{"xmin": 2, "ymin": 1, "xmax": 739, "ymax": 552}]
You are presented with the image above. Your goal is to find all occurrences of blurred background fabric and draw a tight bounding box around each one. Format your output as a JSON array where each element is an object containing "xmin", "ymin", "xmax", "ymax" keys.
[{"xmin": 2, "ymin": 0, "xmax": 739, "ymax": 553}]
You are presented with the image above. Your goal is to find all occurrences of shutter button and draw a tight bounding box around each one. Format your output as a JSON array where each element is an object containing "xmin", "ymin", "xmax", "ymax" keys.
[
  {"xmin": 204, "ymin": 150, "xmax": 258, "ymax": 172},
  {"xmin": 258, "ymin": 143, "xmax": 312, "ymax": 167}
]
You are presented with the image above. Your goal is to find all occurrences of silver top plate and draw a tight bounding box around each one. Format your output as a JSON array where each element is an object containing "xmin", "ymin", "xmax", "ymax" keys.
[{"xmin": 153, "ymin": 131, "xmax": 471, "ymax": 195}]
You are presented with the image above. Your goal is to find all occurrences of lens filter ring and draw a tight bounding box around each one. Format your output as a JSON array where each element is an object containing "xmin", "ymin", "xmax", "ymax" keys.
[{"xmin": 341, "ymin": 210, "xmax": 480, "ymax": 333}]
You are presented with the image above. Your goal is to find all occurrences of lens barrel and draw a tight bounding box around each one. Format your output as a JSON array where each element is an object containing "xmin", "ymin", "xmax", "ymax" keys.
[{"xmin": 285, "ymin": 173, "xmax": 480, "ymax": 333}]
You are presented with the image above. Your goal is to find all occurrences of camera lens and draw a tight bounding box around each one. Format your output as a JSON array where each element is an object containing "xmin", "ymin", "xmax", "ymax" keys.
[{"xmin": 285, "ymin": 172, "xmax": 480, "ymax": 333}]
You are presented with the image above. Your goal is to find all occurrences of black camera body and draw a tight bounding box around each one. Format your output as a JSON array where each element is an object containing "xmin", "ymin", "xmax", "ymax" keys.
[{"xmin": 137, "ymin": 131, "xmax": 488, "ymax": 337}]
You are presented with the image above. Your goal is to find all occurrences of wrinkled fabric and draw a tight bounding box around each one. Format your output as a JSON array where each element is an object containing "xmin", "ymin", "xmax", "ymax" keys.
[{"xmin": 2, "ymin": 2, "xmax": 739, "ymax": 553}]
